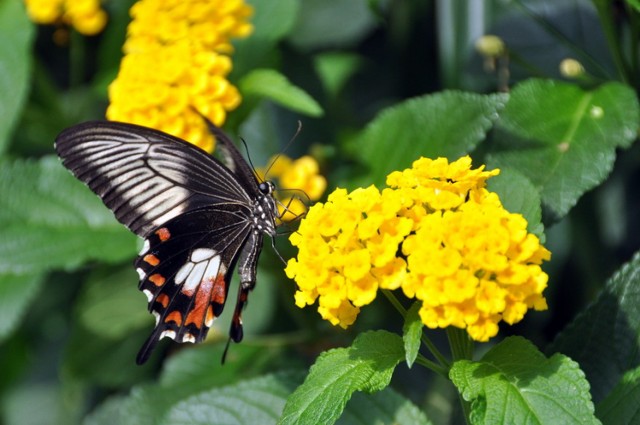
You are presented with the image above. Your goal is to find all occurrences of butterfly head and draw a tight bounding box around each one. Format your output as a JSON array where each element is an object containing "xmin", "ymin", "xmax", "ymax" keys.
[{"xmin": 258, "ymin": 180, "xmax": 275, "ymax": 196}]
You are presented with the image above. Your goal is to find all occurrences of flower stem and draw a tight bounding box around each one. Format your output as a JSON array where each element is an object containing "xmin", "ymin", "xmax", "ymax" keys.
[
  {"xmin": 414, "ymin": 353, "xmax": 449, "ymax": 378},
  {"xmin": 446, "ymin": 327, "xmax": 474, "ymax": 361},
  {"xmin": 447, "ymin": 327, "xmax": 474, "ymax": 425},
  {"xmin": 381, "ymin": 289, "xmax": 407, "ymax": 316}
]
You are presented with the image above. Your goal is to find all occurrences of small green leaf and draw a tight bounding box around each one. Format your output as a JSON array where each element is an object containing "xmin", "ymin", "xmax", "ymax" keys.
[
  {"xmin": 0, "ymin": 272, "xmax": 44, "ymax": 341},
  {"xmin": 240, "ymin": 69, "xmax": 324, "ymax": 117},
  {"xmin": 351, "ymin": 92, "xmax": 507, "ymax": 187},
  {"xmin": 489, "ymin": 79, "xmax": 639, "ymax": 221},
  {"xmin": 337, "ymin": 387, "xmax": 433, "ymax": 425},
  {"xmin": 278, "ymin": 330, "xmax": 404, "ymax": 425},
  {"xmin": 549, "ymin": 250, "xmax": 640, "ymax": 402},
  {"xmin": 0, "ymin": 157, "xmax": 137, "ymax": 274},
  {"xmin": 403, "ymin": 302, "xmax": 423, "ymax": 368},
  {"xmin": 596, "ymin": 366, "xmax": 640, "ymax": 423},
  {"xmin": 450, "ymin": 336, "xmax": 599, "ymax": 425},
  {"xmin": 313, "ymin": 52, "xmax": 362, "ymax": 98},
  {"xmin": 487, "ymin": 167, "xmax": 545, "ymax": 242},
  {"xmin": 0, "ymin": 0, "xmax": 34, "ymax": 153}
]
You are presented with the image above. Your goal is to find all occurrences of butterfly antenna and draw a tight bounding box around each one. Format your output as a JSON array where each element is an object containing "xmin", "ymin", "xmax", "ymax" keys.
[{"xmin": 263, "ymin": 121, "xmax": 303, "ymax": 179}]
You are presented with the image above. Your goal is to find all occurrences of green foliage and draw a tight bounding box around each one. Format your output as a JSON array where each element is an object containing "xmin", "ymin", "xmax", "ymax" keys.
[
  {"xmin": 0, "ymin": 0, "xmax": 34, "ymax": 153},
  {"xmin": 279, "ymin": 331, "xmax": 404, "ymax": 425},
  {"xmin": 549, "ymin": 251, "xmax": 640, "ymax": 403},
  {"xmin": 451, "ymin": 337, "xmax": 599, "ymax": 424},
  {"xmin": 349, "ymin": 92, "xmax": 507, "ymax": 188},
  {"xmin": 3, "ymin": 1, "xmax": 640, "ymax": 425},
  {"xmin": 489, "ymin": 80, "xmax": 639, "ymax": 221}
]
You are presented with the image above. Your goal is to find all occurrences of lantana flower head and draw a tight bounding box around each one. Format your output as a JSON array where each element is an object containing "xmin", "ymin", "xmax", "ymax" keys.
[
  {"xmin": 106, "ymin": 0, "xmax": 253, "ymax": 153},
  {"xmin": 286, "ymin": 156, "xmax": 551, "ymax": 342}
]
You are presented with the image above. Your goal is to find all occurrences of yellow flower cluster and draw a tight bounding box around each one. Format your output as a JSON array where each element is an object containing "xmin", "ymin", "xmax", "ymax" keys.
[
  {"xmin": 24, "ymin": 0, "xmax": 107, "ymax": 35},
  {"xmin": 285, "ymin": 156, "xmax": 550, "ymax": 342},
  {"xmin": 106, "ymin": 0, "xmax": 253, "ymax": 153},
  {"xmin": 258, "ymin": 155, "xmax": 327, "ymax": 222}
]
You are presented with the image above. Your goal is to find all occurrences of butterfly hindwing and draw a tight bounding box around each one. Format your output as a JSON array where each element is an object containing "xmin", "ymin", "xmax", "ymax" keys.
[{"xmin": 134, "ymin": 205, "xmax": 257, "ymax": 364}]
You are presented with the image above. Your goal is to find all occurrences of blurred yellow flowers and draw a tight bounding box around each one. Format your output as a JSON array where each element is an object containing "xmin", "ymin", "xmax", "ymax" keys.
[
  {"xmin": 286, "ymin": 156, "xmax": 550, "ymax": 342},
  {"xmin": 107, "ymin": 0, "xmax": 253, "ymax": 153},
  {"xmin": 24, "ymin": 0, "xmax": 108, "ymax": 35}
]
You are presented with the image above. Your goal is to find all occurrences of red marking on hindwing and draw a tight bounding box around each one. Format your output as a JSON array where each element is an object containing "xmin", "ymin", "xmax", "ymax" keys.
[
  {"xmin": 165, "ymin": 311, "xmax": 182, "ymax": 325},
  {"xmin": 143, "ymin": 254, "xmax": 160, "ymax": 266},
  {"xmin": 155, "ymin": 227, "xmax": 171, "ymax": 242},
  {"xmin": 211, "ymin": 274, "xmax": 227, "ymax": 304},
  {"xmin": 184, "ymin": 273, "xmax": 226, "ymax": 328},
  {"xmin": 149, "ymin": 274, "xmax": 165, "ymax": 286},
  {"xmin": 156, "ymin": 293, "xmax": 170, "ymax": 308}
]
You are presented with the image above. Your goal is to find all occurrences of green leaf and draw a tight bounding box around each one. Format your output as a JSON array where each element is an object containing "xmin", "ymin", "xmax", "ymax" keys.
[
  {"xmin": 337, "ymin": 387, "xmax": 433, "ymax": 425},
  {"xmin": 163, "ymin": 372, "xmax": 303, "ymax": 425},
  {"xmin": 0, "ymin": 0, "xmax": 34, "ymax": 153},
  {"xmin": 625, "ymin": 0, "xmax": 640, "ymax": 13},
  {"xmin": 0, "ymin": 156, "xmax": 137, "ymax": 274},
  {"xmin": 402, "ymin": 302, "xmax": 423, "ymax": 368},
  {"xmin": 488, "ymin": 79, "xmax": 639, "ymax": 221},
  {"xmin": 85, "ymin": 372, "xmax": 303, "ymax": 425},
  {"xmin": 450, "ymin": 336, "xmax": 599, "ymax": 425},
  {"xmin": 278, "ymin": 330, "xmax": 404, "ymax": 425},
  {"xmin": 549, "ymin": 250, "xmax": 640, "ymax": 402},
  {"xmin": 287, "ymin": 0, "xmax": 377, "ymax": 50},
  {"xmin": 0, "ymin": 272, "xmax": 44, "ymax": 341},
  {"xmin": 76, "ymin": 267, "xmax": 151, "ymax": 339},
  {"xmin": 487, "ymin": 167, "xmax": 545, "ymax": 242},
  {"xmin": 351, "ymin": 92, "xmax": 507, "ymax": 187},
  {"xmin": 239, "ymin": 69, "xmax": 324, "ymax": 117},
  {"xmin": 596, "ymin": 366, "xmax": 640, "ymax": 424}
]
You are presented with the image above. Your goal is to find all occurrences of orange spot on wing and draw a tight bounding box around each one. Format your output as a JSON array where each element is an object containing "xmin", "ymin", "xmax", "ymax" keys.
[
  {"xmin": 149, "ymin": 274, "xmax": 166, "ymax": 286},
  {"xmin": 156, "ymin": 293, "xmax": 170, "ymax": 308},
  {"xmin": 165, "ymin": 310, "xmax": 182, "ymax": 325},
  {"xmin": 155, "ymin": 227, "xmax": 171, "ymax": 241},
  {"xmin": 144, "ymin": 254, "xmax": 160, "ymax": 266}
]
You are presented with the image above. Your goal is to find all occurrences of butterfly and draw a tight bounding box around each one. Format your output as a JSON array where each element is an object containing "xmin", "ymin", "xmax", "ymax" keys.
[{"xmin": 55, "ymin": 118, "xmax": 279, "ymax": 364}]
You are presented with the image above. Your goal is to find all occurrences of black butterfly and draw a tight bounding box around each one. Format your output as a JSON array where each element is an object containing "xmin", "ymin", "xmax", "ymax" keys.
[{"xmin": 55, "ymin": 119, "xmax": 279, "ymax": 364}]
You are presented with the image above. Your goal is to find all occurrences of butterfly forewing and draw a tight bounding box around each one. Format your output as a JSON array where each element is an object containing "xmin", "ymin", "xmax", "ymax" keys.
[
  {"xmin": 55, "ymin": 120, "xmax": 278, "ymax": 364},
  {"xmin": 55, "ymin": 121, "xmax": 253, "ymax": 237}
]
